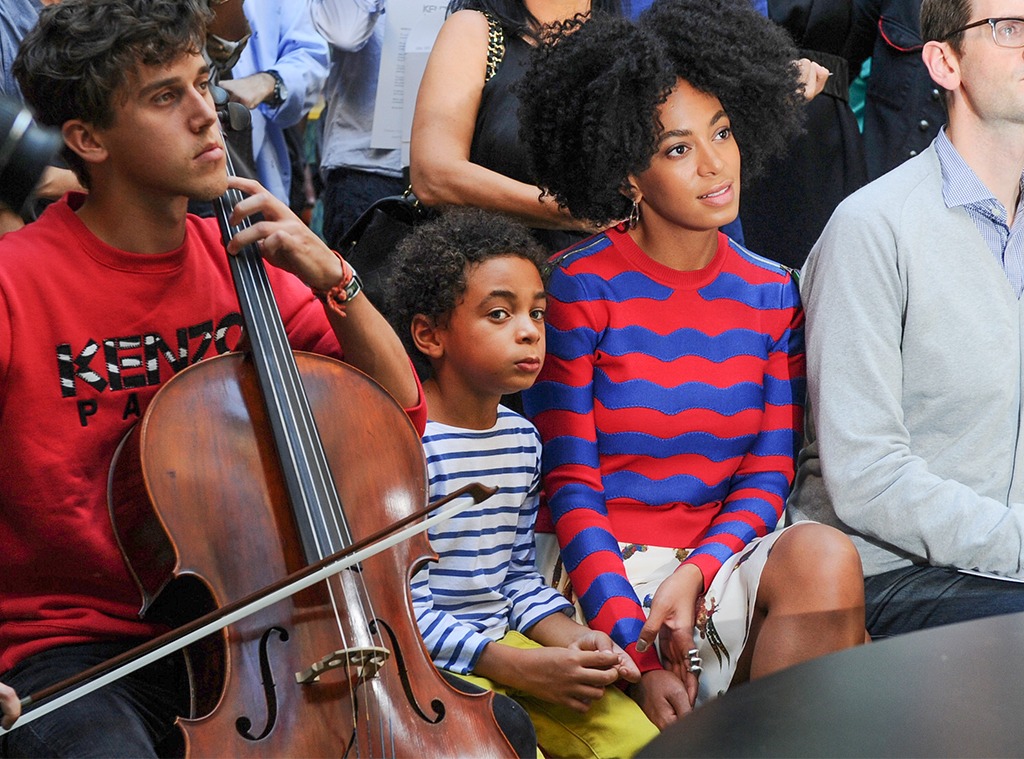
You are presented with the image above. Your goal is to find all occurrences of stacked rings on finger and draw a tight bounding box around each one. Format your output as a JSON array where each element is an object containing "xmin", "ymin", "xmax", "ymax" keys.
[{"xmin": 687, "ymin": 648, "xmax": 702, "ymax": 675}]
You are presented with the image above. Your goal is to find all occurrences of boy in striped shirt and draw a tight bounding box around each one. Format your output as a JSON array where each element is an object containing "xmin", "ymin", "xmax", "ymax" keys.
[{"xmin": 389, "ymin": 208, "xmax": 658, "ymax": 758}]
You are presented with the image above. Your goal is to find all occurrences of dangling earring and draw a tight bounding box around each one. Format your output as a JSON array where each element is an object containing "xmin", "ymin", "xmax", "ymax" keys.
[{"xmin": 628, "ymin": 199, "xmax": 641, "ymax": 229}]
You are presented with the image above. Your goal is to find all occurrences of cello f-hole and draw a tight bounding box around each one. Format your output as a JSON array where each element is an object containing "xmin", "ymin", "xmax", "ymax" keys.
[
  {"xmin": 374, "ymin": 619, "xmax": 445, "ymax": 725},
  {"xmin": 235, "ymin": 626, "xmax": 288, "ymax": 742}
]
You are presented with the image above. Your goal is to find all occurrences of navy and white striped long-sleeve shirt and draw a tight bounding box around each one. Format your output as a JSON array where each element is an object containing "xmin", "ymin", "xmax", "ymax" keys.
[{"xmin": 411, "ymin": 408, "xmax": 572, "ymax": 674}]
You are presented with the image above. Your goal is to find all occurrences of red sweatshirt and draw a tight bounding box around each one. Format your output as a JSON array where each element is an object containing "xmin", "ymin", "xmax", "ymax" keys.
[{"xmin": 0, "ymin": 194, "xmax": 424, "ymax": 671}]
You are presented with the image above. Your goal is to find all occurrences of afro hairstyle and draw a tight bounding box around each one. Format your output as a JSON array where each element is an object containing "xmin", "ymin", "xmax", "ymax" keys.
[
  {"xmin": 519, "ymin": 1, "xmax": 804, "ymax": 226},
  {"xmin": 519, "ymin": 14, "xmax": 674, "ymax": 225},
  {"xmin": 639, "ymin": 0, "xmax": 804, "ymax": 180},
  {"xmin": 385, "ymin": 207, "xmax": 547, "ymax": 378}
]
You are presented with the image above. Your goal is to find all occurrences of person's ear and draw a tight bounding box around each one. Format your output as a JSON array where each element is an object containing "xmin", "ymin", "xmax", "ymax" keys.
[
  {"xmin": 620, "ymin": 180, "xmax": 644, "ymax": 226},
  {"xmin": 622, "ymin": 179, "xmax": 642, "ymax": 206},
  {"xmin": 922, "ymin": 39, "xmax": 961, "ymax": 94},
  {"xmin": 410, "ymin": 314, "xmax": 444, "ymax": 360},
  {"xmin": 62, "ymin": 120, "xmax": 109, "ymax": 168}
]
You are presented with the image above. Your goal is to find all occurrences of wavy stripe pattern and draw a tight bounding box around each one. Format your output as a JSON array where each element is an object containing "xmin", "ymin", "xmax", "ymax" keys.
[{"xmin": 522, "ymin": 229, "xmax": 805, "ymax": 672}]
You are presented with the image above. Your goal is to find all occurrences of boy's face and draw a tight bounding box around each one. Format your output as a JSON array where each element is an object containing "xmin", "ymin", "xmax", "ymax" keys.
[
  {"xmin": 86, "ymin": 52, "xmax": 227, "ymax": 203},
  {"xmin": 433, "ymin": 255, "xmax": 546, "ymax": 399}
]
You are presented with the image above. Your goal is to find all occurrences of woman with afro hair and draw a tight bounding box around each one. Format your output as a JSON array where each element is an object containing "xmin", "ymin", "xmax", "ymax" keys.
[{"xmin": 520, "ymin": 0, "xmax": 867, "ymax": 730}]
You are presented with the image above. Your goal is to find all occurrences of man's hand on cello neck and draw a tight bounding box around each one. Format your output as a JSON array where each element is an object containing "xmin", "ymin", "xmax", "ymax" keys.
[{"xmin": 222, "ymin": 174, "xmax": 421, "ymax": 411}]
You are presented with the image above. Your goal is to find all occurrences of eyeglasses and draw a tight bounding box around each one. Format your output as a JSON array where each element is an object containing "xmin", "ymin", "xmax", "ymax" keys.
[{"xmin": 941, "ymin": 17, "xmax": 1024, "ymax": 47}]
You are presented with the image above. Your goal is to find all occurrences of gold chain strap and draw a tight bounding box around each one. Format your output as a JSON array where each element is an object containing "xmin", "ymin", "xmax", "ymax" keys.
[{"xmin": 483, "ymin": 12, "xmax": 506, "ymax": 83}]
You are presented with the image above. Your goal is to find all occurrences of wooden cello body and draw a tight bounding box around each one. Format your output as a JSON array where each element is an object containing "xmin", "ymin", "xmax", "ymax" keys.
[
  {"xmin": 106, "ymin": 182, "xmax": 518, "ymax": 756},
  {"xmin": 109, "ymin": 350, "xmax": 516, "ymax": 757}
]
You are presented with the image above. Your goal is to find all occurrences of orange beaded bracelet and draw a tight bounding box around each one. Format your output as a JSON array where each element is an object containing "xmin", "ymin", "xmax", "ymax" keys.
[{"xmin": 311, "ymin": 250, "xmax": 362, "ymax": 318}]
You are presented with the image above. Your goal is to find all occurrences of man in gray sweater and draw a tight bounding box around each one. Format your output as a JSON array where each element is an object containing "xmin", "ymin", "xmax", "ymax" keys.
[{"xmin": 788, "ymin": 0, "xmax": 1024, "ymax": 637}]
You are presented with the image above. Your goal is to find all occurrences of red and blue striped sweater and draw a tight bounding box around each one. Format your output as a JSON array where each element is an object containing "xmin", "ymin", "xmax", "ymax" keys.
[{"xmin": 522, "ymin": 227, "xmax": 805, "ymax": 672}]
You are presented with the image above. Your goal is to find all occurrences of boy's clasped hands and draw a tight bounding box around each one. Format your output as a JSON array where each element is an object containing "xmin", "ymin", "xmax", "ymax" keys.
[{"xmin": 474, "ymin": 613, "xmax": 640, "ymax": 713}]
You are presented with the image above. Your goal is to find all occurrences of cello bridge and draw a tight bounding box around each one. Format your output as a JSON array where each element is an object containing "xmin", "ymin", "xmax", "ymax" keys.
[{"xmin": 295, "ymin": 646, "xmax": 391, "ymax": 685}]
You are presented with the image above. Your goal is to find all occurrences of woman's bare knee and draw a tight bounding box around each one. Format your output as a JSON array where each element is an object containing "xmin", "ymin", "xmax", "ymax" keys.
[{"xmin": 761, "ymin": 523, "xmax": 864, "ymax": 609}]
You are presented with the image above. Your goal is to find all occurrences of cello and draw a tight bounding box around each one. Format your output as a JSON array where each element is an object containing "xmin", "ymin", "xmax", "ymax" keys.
[{"xmin": 100, "ymin": 149, "xmax": 520, "ymax": 756}]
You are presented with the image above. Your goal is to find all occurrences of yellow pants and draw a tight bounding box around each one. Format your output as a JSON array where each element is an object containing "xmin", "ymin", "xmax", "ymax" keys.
[{"xmin": 451, "ymin": 631, "xmax": 659, "ymax": 759}]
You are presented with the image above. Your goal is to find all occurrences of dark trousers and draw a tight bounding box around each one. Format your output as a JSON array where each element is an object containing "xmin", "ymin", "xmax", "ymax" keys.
[
  {"xmin": 865, "ymin": 564, "xmax": 1024, "ymax": 639},
  {"xmin": 0, "ymin": 642, "xmax": 186, "ymax": 758}
]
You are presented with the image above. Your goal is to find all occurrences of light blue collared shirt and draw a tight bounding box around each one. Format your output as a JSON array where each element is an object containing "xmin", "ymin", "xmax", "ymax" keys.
[
  {"xmin": 230, "ymin": 0, "xmax": 329, "ymax": 204},
  {"xmin": 934, "ymin": 127, "xmax": 1024, "ymax": 297}
]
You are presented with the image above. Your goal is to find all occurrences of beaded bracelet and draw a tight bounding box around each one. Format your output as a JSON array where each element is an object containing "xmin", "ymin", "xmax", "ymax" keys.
[{"xmin": 311, "ymin": 250, "xmax": 362, "ymax": 318}]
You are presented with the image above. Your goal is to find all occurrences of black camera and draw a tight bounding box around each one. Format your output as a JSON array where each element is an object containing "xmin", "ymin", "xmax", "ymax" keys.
[{"xmin": 0, "ymin": 94, "xmax": 62, "ymax": 215}]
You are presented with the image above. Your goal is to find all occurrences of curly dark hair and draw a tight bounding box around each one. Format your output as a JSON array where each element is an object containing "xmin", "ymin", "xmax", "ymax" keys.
[
  {"xmin": 641, "ymin": 0, "xmax": 803, "ymax": 178},
  {"xmin": 13, "ymin": 0, "xmax": 211, "ymax": 187},
  {"xmin": 387, "ymin": 208, "xmax": 547, "ymax": 378},
  {"xmin": 519, "ymin": 0, "xmax": 804, "ymax": 225},
  {"xmin": 519, "ymin": 15, "xmax": 675, "ymax": 224}
]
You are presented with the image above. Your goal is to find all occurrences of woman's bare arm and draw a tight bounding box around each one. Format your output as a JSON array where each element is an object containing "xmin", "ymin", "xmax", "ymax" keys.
[{"xmin": 410, "ymin": 10, "xmax": 593, "ymax": 231}]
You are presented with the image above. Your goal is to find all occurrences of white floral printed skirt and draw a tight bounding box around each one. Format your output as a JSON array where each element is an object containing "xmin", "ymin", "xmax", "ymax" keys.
[{"xmin": 536, "ymin": 525, "xmax": 793, "ymax": 706}]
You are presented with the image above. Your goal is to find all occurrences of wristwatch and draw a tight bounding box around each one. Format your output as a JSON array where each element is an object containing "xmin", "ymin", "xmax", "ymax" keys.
[{"xmin": 264, "ymin": 70, "xmax": 287, "ymax": 108}]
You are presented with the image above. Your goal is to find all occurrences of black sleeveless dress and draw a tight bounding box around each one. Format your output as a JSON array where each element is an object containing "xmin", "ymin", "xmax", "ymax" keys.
[
  {"xmin": 738, "ymin": 0, "xmax": 868, "ymax": 270},
  {"xmin": 469, "ymin": 22, "xmax": 587, "ymax": 255}
]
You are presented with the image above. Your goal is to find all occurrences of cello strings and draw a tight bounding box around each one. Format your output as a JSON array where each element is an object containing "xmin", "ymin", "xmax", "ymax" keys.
[
  {"xmin": 214, "ymin": 183, "xmax": 368, "ymax": 727},
  {"xmin": 230, "ymin": 217, "xmax": 370, "ymax": 750},
  {"xmin": 216, "ymin": 146, "xmax": 397, "ymax": 755},
  {"xmin": 228, "ymin": 205, "xmax": 395, "ymax": 755}
]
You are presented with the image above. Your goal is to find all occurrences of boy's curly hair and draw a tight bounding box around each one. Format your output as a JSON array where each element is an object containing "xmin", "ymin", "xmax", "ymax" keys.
[
  {"xmin": 519, "ymin": 0, "xmax": 804, "ymax": 226},
  {"xmin": 386, "ymin": 208, "xmax": 547, "ymax": 378},
  {"xmin": 14, "ymin": 0, "xmax": 212, "ymax": 188}
]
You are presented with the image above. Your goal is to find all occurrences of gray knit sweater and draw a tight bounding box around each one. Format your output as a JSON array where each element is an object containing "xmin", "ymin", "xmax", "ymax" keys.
[{"xmin": 788, "ymin": 144, "xmax": 1024, "ymax": 579}]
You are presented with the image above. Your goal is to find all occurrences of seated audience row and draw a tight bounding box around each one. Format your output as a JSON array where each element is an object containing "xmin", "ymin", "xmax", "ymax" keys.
[{"xmin": 2, "ymin": 0, "xmax": 1023, "ymax": 756}]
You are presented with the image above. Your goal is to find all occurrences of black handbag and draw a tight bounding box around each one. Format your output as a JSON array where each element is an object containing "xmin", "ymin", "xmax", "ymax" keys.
[{"xmin": 336, "ymin": 186, "xmax": 437, "ymax": 307}]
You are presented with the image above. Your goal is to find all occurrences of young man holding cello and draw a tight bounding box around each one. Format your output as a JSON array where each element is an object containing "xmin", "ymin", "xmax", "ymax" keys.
[{"xmin": 0, "ymin": 0, "xmax": 429, "ymax": 755}]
